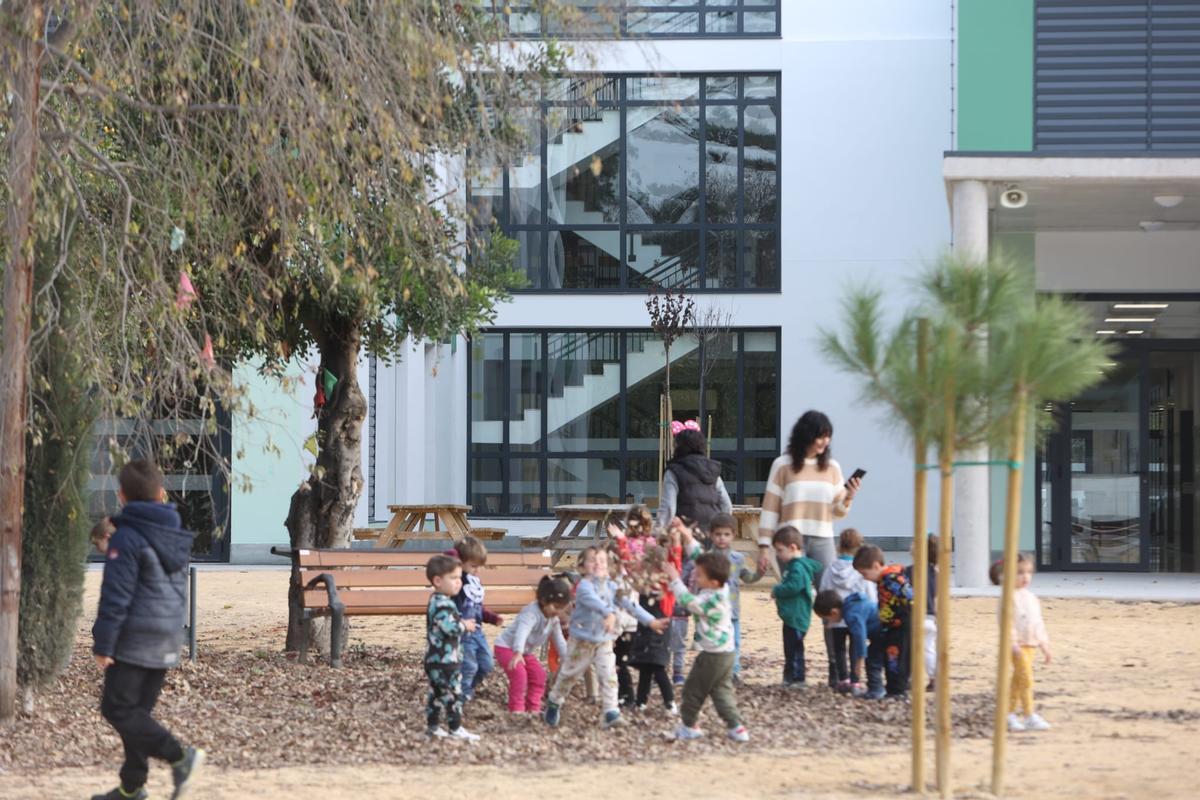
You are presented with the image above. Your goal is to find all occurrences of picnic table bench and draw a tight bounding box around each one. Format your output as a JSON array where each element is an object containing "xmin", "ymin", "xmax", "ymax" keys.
[
  {"xmin": 352, "ymin": 504, "xmax": 507, "ymax": 549},
  {"xmin": 272, "ymin": 547, "xmax": 551, "ymax": 666}
]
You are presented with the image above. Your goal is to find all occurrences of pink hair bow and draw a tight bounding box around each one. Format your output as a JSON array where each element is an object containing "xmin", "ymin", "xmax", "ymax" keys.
[{"xmin": 670, "ymin": 419, "xmax": 701, "ymax": 435}]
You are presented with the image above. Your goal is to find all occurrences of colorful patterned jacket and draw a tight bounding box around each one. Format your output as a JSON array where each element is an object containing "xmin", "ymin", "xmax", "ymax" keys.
[
  {"xmin": 425, "ymin": 592, "xmax": 466, "ymax": 668},
  {"xmin": 877, "ymin": 564, "xmax": 914, "ymax": 629}
]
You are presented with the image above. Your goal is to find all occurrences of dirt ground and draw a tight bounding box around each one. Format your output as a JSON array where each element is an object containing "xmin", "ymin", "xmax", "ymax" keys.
[{"xmin": 2, "ymin": 569, "xmax": 1198, "ymax": 799}]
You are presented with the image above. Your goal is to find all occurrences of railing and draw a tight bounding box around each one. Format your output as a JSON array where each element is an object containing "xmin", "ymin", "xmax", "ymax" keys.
[{"xmin": 547, "ymin": 76, "xmax": 619, "ymax": 144}]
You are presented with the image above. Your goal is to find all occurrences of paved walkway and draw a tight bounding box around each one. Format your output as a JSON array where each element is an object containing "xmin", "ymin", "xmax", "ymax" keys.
[{"xmin": 951, "ymin": 571, "xmax": 1200, "ymax": 602}]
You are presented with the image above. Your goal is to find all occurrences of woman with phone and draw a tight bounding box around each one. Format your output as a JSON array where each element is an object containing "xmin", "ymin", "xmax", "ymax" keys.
[{"xmin": 755, "ymin": 410, "xmax": 862, "ymax": 577}]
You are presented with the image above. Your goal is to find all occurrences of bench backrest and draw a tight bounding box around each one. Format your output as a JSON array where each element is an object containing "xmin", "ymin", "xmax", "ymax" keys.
[{"xmin": 295, "ymin": 549, "xmax": 552, "ymax": 615}]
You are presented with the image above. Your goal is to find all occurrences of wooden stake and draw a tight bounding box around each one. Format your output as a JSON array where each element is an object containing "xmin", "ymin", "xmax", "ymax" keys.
[
  {"xmin": 657, "ymin": 394, "xmax": 666, "ymax": 503},
  {"xmin": 935, "ymin": 328, "xmax": 956, "ymax": 799},
  {"xmin": 992, "ymin": 389, "xmax": 1028, "ymax": 796},
  {"xmin": 910, "ymin": 318, "xmax": 930, "ymax": 794}
]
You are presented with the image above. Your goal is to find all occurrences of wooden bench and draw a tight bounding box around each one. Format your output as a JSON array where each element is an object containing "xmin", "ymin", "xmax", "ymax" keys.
[{"xmin": 272, "ymin": 547, "xmax": 551, "ymax": 666}]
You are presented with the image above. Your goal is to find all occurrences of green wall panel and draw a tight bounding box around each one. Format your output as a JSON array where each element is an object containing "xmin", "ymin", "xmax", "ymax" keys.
[{"xmin": 958, "ymin": 0, "xmax": 1034, "ymax": 152}]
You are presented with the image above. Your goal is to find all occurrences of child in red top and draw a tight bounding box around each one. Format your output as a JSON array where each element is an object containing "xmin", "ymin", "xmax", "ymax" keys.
[{"xmin": 854, "ymin": 544, "xmax": 913, "ymax": 699}]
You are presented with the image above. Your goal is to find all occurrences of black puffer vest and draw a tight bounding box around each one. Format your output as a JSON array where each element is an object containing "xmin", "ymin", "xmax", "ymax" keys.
[{"xmin": 666, "ymin": 453, "xmax": 724, "ymax": 530}]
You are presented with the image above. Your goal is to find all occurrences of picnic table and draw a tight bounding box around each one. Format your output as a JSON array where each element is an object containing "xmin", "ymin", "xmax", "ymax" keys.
[
  {"xmin": 361, "ymin": 504, "xmax": 506, "ymax": 549},
  {"xmin": 523, "ymin": 503, "xmax": 763, "ymax": 567}
]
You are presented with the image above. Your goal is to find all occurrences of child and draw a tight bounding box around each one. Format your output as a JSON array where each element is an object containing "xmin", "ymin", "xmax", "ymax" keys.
[
  {"xmin": 91, "ymin": 516, "xmax": 116, "ymax": 554},
  {"xmin": 544, "ymin": 547, "xmax": 669, "ymax": 729},
  {"xmin": 452, "ymin": 536, "xmax": 501, "ymax": 701},
  {"xmin": 708, "ymin": 512, "xmax": 763, "ymax": 683},
  {"xmin": 771, "ymin": 526, "xmax": 823, "ymax": 689},
  {"xmin": 853, "ymin": 544, "xmax": 914, "ymax": 699},
  {"xmin": 629, "ymin": 546, "xmax": 676, "ymax": 713},
  {"xmin": 904, "ymin": 534, "xmax": 938, "ymax": 687},
  {"xmin": 424, "ymin": 554, "xmax": 481, "ymax": 741},
  {"xmin": 667, "ymin": 528, "xmax": 692, "ymax": 687},
  {"xmin": 813, "ymin": 589, "xmax": 880, "ymax": 698},
  {"xmin": 990, "ymin": 555, "xmax": 1052, "ymax": 732},
  {"xmin": 819, "ymin": 528, "xmax": 876, "ymax": 692},
  {"xmin": 91, "ymin": 460, "xmax": 204, "ymax": 800},
  {"xmin": 493, "ymin": 575, "xmax": 572, "ymax": 715},
  {"xmin": 608, "ymin": 543, "xmax": 639, "ymax": 709},
  {"xmin": 665, "ymin": 553, "xmax": 749, "ymax": 742}
]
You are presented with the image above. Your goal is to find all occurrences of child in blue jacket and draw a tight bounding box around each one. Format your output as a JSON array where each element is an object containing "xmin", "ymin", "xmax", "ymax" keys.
[
  {"xmin": 452, "ymin": 536, "xmax": 502, "ymax": 701},
  {"xmin": 91, "ymin": 460, "xmax": 204, "ymax": 800},
  {"xmin": 814, "ymin": 588, "xmax": 882, "ymax": 698}
]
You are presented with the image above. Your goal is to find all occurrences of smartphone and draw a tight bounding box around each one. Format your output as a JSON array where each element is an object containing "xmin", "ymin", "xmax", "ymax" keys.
[{"xmin": 845, "ymin": 468, "xmax": 867, "ymax": 489}]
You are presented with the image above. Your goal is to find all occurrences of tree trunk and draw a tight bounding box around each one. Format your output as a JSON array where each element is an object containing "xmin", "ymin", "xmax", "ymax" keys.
[
  {"xmin": 910, "ymin": 318, "xmax": 930, "ymax": 793},
  {"xmin": 0, "ymin": 0, "xmax": 43, "ymax": 723},
  {"xmin": 283, "ymin": 328, "xmax": 367, "ymax": 654},
  {"xmin": 935, "ymin": 330, "xmax": 957, "ymax": 798},
  {"xmin": 991, "ymin": 389, "xmax": 1028, "ymax": 795}
]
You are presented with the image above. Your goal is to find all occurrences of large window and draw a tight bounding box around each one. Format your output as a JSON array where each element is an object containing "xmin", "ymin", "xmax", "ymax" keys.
[
  {"xmin": 468, "ymin": 329, "xmax": 780, "ymax": 516},
  {"xmin": 499, "ymin": 3, "xmax": 780, "ymax": 38},
  {"xmin": 469, "ymin": 74, "xmax": 780, "ymax": 291}
]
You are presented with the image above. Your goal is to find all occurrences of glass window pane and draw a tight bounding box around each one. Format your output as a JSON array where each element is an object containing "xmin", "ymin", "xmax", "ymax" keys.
[
  {"xmin": 470, "ymin": 333, "xmax": 505, "ymax": 450},
  {"xmin": 628, "ymin": 77, "xmax": 701, "ymax": 103},
  {"xmin": 627, "ymin": 333, "xmax": 700, "ymax": 452},
  {"xmin": 744, "ymin": 229, "xmax": 778, "ymax": 289},
  {"xmin": 744, "ymin": 11, "xmax": 777, "ymax": 33},
  {"xmin": 743, "ymin": 331, "xmax": 779, "ymax": 450},
  {"xmin": 546, "ymin": 6, "xmax": 617, "ymax": 36},
  {"xmin": 509, "ymin": 334, "xmax": 543, "ymax": 451},
  {"xmin": 547, "ymin": 80, "xmax": 621, "ymax": 225},
  {"xmin": 706, "ymin": 76, "xmax": 738, "ymax": 100},
  {"xmin": 705, "ymin": 230, "xmax": 737, "ymax": 289},
  {"xmin": 471, "ymin": 457, "xmax": 504, "ymax": 516},
  {"xmin": 705, "ymin": 11, "xmax": 738, "ymax": 33},
  {"xmin": 547, "ymin": 333, "xmax": 622, "ymax": 452},
  {"xmin": 628, "ymin": 11, "xmax": 699, "ymax": 35},
  {"xmin": 548, "ymin": 457, "xmax": 622, "ymax": 507},
  {"xmin": 508, "ymin": 458, "xmax": 543, "ymax": 514},
  {"xmin": 508, "ymin": 229, "xmax": 543, "ymax": 289},
  {"xmin": 468, "ymin": 161, "xmax": 504, "ymax": 230},
  {"xmin": 548, "ymin": 229, "xmax": 622, "ymax": 289},
  {"xmin": 705, "ymin": 105, "xmax": 739, "ymax": 224},
  {"xmin": 626, "ymin": 456, "xmax": 661, "ymax": 507},
  {"xmin": 744, "ymin": 75, "xmax": 778, "ymax": 100},
  {"xmin": 743, "ymin": 456, "xmax": 776, "ymax": 507},
  {"xmin": 700, "ymin": 332, "xmax": 739, "ymax": 450},
  {"xmin": 626, "ymin": 230, "xmax": 703, "ymax": 290},
  {"xmin": 507, "ymin": 108, "xmax": 542, "ymax": 227},
  {"xmin": 627, "ymin": 106, "xmax": 700, "ymax": 225},
  {"xmin": 506, "ymin": 10, "xmax": 541, "ymax": 35},
  {"xmin": 743, "ymin": 105, "xmax": 778, "ymax": 223}
]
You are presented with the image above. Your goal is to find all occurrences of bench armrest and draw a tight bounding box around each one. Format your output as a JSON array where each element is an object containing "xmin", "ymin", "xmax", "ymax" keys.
[{"xmin": 304, "ymin": 572, "xmax": 346, "ymax": 668}]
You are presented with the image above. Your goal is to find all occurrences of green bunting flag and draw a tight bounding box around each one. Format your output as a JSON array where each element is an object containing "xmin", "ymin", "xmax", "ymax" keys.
[{"xmin": 322, "ymin": 369, "xmax": 338, "ymax": 396}]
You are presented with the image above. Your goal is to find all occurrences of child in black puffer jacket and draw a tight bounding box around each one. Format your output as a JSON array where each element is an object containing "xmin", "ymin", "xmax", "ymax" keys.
[
  {"xmin": 90, "ymin": 460, "xmax": 204, "ymax": 800},
  {"xmin": 629, "ymin": 546, "xmax": 678, "ymax": 714}
]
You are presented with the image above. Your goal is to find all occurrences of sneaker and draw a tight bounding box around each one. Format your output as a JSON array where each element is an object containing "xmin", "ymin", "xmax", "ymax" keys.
[
  {"xmin": 732, "ymin": 674, "xmax": 744, "ymax": 687},
  {"xmin": 836, "ymin": 679, "xmax": 852, "ymax": 695},
  {"xmin": 92, "ymin": 788, "xmax": 149, "ymax": 800},
  {"xmin": 674, "ymin": 724, "xmax": 704, "ymax": 741},
  {"xmin": 1024, "ymin": 713, "xmax": 1051, "ymax": 731},
  {"xmin": 427, "ymin": 726, "xmax": 449, "ymax": 738},
  {"xmin": 170, "ymin": 746, "xmax": 205, "ymax": 800},
  {"xmin": 784, "ymin": 680, "xmax": 808, "ymax": 691},
  {"xmin": 849, "ymin": 682, "xmax": 867, "ymax": 698},
  {"xmin": 1007, "ymin": 712, "xmax": 1027, "ymax": 732},
  {"xmin": 450, "ymin": 726, "xmax": 481, "ymax": 742},
  {"xmin": 865, "ymin": 686, "xmax": 887, "ymax": 701},
  {"xmin": 602, "ymin": 710, "xmax": 626, "ymax": 728},
  {"xmin": 543, "ymin": 701, "xmax": 561, "ymax": 727},
  {"xmin": 666, "ymin": 702, "xmax": 679, "ymax": 716},
  {"xmin": 727, "ymin": 724, "xmax": 750, "ymax": 743},
  {"xmin": 672, "ymin": 675, "xmax": 685, "ymax": 687},
  {"xmin": 636, "ymin": 703, "xmax": 648, "ymax": 713}
]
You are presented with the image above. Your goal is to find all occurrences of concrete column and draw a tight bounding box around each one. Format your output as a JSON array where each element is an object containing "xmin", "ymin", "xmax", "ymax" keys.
[
  {"xmin": 391, "ymin": 340, "xmax": 428, "ymax": 507},
  {"xmin": 950, "ymin": 179, "xmax": 993, "ymax": 589}
]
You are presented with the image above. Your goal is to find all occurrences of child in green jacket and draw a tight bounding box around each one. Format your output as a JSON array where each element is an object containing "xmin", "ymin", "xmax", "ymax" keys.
[{"xmin": 771, "ymin": 526, "xmax": 823, "ymax": 688}]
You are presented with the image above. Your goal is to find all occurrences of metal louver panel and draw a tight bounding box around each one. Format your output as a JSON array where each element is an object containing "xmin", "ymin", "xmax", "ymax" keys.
[{"xmin": 1035, "ymin": 1, "xmax": 1200, "ymax": 151}]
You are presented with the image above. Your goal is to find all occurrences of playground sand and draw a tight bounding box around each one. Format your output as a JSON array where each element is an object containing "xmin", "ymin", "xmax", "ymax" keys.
[{"xmin": 2, "ymin": 570, "xmax": 1197, "ymax": 799}]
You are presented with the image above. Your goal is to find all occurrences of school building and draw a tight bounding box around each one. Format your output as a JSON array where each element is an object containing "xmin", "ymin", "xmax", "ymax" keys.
[{"xmin": 149, "ymin": 2, "xmax": 1196, "ymax": 586}]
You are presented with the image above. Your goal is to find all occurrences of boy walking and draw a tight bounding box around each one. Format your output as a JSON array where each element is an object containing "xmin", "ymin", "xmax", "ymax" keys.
[
  {"xmin": 425, "ymin": 554, "xmax": 481, "ymax": 741},
  {"xmin": 665, "ymin": 553, "xmax": 749, "ymax": 743},
  {"xmin": 91, "ymin": 460, "xmax": 204, "ymax": 800},
  {"xmin": 452, "ymin": 536, "xmax": 501, "ymax": 701},
  {"xmin": 708, "ymin": 513, "xmax": 764, "ymax": 683},
  {"xmin": 771, "ymin": 526, "xmax": 823, "ymax": 689}
]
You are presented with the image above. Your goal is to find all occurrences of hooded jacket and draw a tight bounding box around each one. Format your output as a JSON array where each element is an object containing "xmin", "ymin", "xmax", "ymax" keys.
[
  {"xmin": 842, "ymin": 592, "xmax": 882, "ymax": 663},
  {"xmin": 771, "ymin": 555, "xmax": 822, "ymax": 634},
  {"xmin": 570, "ymin": 575, "xmax": 655, "ymax": 643},
  {"xmin": 92, "ymin": 502, "xmax": 194, "ymax": 669},
  {"xmin": 819, "ymin": 556, "xmax": 878, "ymax": 628}
]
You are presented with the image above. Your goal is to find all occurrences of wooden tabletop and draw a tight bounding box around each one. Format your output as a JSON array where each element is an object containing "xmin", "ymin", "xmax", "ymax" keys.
[
  {"xmin": 553, "ymin": 504, "xmax": 634, "ymax": 515},
  {"xmin": 386, "ymin": 504, "xmax": 471, "ymax": 513}
]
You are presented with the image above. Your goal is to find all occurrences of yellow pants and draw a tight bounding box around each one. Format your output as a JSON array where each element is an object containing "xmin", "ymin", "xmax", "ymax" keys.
[{"xmin": 1009, "ymin": 646, "xmax": 1036, "ymax": 717}]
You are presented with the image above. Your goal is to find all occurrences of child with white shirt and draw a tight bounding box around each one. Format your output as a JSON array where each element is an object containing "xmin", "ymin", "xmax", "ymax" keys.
[
  {"xmin": 990, "ymin": 554, "xmax": 1053, "ymax": 732},
  {"xmin": 493, "ymin": 575, "xmax": 572, "ymax": 715}
]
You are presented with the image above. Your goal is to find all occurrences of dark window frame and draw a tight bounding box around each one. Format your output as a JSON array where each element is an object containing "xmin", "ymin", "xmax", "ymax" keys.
[
  {"xmin": 496, "ymin": 3, "xmax": 781, "ymax": 39},
  {"xmin": 466, "ymin": 327, "xmax": 782, "ymax": 517},
  {"xmin": 469, "ymin": 72, "xmax": 782, "ymax": 293}
]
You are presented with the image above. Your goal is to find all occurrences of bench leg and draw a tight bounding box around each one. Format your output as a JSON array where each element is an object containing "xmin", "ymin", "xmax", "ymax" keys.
[
  {"xmin": 300, "ymin": 614, "xmax": 311, "ymax": 665},
  {"xmin": 329, "ymin": 606, "xmax": 345, "ymax": 668}
]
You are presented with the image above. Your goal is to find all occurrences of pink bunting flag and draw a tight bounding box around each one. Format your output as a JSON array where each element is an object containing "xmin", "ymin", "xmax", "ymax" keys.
[
  {"xmin": 176, "ymin": 271, "xmax": 197, "ymax": 310},
  {"xmin": 200, "ymin": 333, "xmax": 215, "ymax": 369}
]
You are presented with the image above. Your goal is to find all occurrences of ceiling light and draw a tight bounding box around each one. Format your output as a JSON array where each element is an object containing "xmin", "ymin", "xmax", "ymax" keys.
[
  {"xmin": 1105, "ymin": 317, "xmax": 1156, "ymax": 323},
  {"xmin": 1126, "ymin": 330, "xmax": 1145, "ymax": 335},
  {"xmin": 1139, "ymin": 220, "xmax": 1165, "ymax": 232},
  {"xmin": 1096, "ymin": 330, "xmax": 1117, "ymax": 335},
  {"xmin": 1113, "ymin": 303, "xmax": 1169, "ymax": 310},
  {"xmin": 1154, "ymin": 194, "xmax": 1184, "ymax": 208}
]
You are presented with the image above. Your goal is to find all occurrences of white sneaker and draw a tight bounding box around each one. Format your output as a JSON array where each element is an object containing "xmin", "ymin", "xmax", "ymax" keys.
[
  {"xmin": 727, "ymin": 725, "xmax": 750, "ymax": 743},
  {"xmin": 1007, "ymin": 712, "xmax": 1026, "ymax": 733},
  {"xmin": 427, "ymin": 727, "xmax": 449, "ymax": 738},
  {"xmin": 450, "ymin": 726, "xmax": 481, "ymax": 742},
  {"xmin": 666, "ymin": 702, "xmax": 679, "ymax": 716},
  {"xmin": 674, "ymin": 724, "xmax": 704, "ymax": 741},
  {"xmin": 1024, "ymin": 713, "xmax": 1051, "ymax": 731}
]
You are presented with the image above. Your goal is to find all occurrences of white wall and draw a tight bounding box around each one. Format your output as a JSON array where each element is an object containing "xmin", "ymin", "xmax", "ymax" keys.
[{"xmin": 1036, "ymin": 231, "xmax": 1200, "ymax": 293}]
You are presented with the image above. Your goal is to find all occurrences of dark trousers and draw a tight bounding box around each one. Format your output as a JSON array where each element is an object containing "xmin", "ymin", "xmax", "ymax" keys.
[
  {"xmin": 782, "ymin": 624, "xmax": 807, "ymax": 684},
  {"xmin": 635, "ymin": 664, "xmax": 674, "ymax": 708},
  {"xmin": 100, "ymin": 661, "xmax": 184, "ymax": 791},
  {"xmin": 829, "ymin": 627, "xmax": 856, "ymax": 683},
  {"xmin": 867, "ymin": 623, "xmax": 910, "ymax": 696},
  {"xmin": 614, "ymin": 634, "xmax": 635, "ymax": 707},
  {"xmin": 425, "ymin": 665, "xmax": 463, "ymax": 731}
]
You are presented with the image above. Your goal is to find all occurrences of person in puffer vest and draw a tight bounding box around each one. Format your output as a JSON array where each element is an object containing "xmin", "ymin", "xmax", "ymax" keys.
[
  {"xmin": 656, "ymin": 424, "xmax": 732, "ymax": 532},
  {"xmin": 90, "ymin": 460, "xmax": 204, "ymax": 800}
]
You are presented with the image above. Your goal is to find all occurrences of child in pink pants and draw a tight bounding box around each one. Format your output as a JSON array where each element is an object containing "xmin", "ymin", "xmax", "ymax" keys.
[{"xmin": 493, "ymin": 576, "xmax": 571, "ymax": 714}]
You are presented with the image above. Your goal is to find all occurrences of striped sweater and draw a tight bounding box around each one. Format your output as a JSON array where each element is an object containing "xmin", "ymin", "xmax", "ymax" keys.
[{"xmin": 756, "ymin": 454, "xmax": 850, "ymax": 545}]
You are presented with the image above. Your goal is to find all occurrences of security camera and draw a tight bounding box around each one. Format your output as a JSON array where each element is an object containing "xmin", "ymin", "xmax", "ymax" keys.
[{"xmin": 999, "ymin": 186, "xmax": 1028, "ymax": 209}]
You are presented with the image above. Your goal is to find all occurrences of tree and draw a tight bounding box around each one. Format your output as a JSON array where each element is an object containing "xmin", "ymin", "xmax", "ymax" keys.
[
  {"xmin": 692, "ymin": 301, "xmax": 734, "ymax": 448},
  {"xmin": 645, "ymin": 287, "xmax": 695, "ymax": 456}
]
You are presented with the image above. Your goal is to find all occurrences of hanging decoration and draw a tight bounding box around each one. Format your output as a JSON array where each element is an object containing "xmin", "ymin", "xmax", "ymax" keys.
[{"xmin": 175, "ymin": 270, "xmax": 197, "ymax": 310}]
